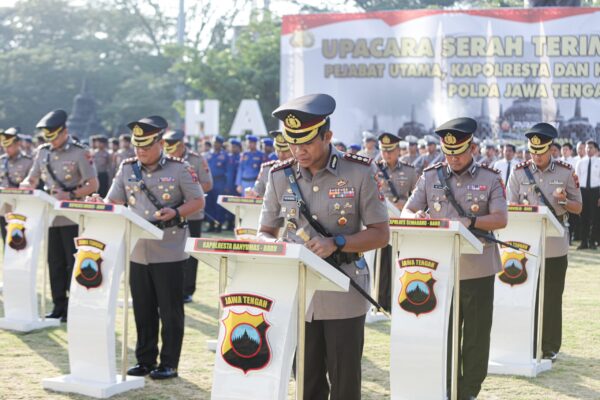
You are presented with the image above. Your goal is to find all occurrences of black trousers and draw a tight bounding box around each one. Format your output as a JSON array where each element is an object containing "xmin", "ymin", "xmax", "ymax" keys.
[
  {"xmin": 47, "ymin": 225, "xmax": 78, "ymax": 314},
  {"xmin": 97, "ymin": 172, "xmax": 110, "ymax": 198},
  {"xmin": 580, "ymin": 187, "xmax": 600, "ymax": 245},
  {"xmin": 377, "ymin": 245, "xmax": 392, "ymax": 312},
  {"xmin": 130, "ymin": 261, "xmax": 185, "ymax": 369},
  {"xmin": 447, "ymin": 275, "xmax": 495, "ymax": 399},
  {"xmin": 183, "ymin": 219, "xmax": 202, "ymax": 297},
  {"xmin": 304, "ymin": 315, "xmax": 366, "ymax": 400},
  {"xmin": 534, "ymin": 255, "xmax": 568, "ymax": 355}
]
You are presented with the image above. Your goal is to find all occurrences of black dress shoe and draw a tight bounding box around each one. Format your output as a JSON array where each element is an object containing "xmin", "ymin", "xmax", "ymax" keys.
[
  {"xmin": 577, "ymin": 243, "xmax": 589, "ymax": 250},
  {"xmin": 127, "ymin": 363, "xmax": 157, "ymax": 376},
  {"xmin": 60, "ymin": 312, "xmax": 67, "ymax": 323},
  {"xmin": 542, "ymin": 351, "xmax": 558, "ymax": 362},
  {"xmin": 149, "ymin": 366, "xmax": 178, "ymax": 380},
  {"xmin": 183, "ymin": 295, "xmax": 193, "ymax": 304},
  {"xmin": 45, "ymin": 310, "xmax": 63, "ymax": 319}
]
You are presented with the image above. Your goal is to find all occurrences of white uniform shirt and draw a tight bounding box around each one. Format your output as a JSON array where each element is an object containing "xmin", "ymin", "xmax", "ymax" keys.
[{"xmin": 576, "ymin": 156, "xmax": 600, "ymax": 188}]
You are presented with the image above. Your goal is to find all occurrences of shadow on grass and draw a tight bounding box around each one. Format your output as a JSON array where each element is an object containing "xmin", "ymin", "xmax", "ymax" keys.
[{"xmin": 511, "ymin": 353, "xmax": 600, "ymax": 399}]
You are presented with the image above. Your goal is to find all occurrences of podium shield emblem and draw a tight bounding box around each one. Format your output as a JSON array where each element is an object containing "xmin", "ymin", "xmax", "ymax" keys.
[
  {"xmin": 499, "ymin": 251, "xmax": 528, "ymax": 286},
  {"xmin": 221, "ymin": 310, "xmax": 271, "ymax": 374},
  {"xmin": 73, "ymin": 239, "xmax": 105, "ymax": 289},
  {"xmin": 6, "ymin": 213, "xmax": 27, "ymax": 251},
  {"xmin": 399, "ymin": 271, "xmax": 437, "ymax": 316}
]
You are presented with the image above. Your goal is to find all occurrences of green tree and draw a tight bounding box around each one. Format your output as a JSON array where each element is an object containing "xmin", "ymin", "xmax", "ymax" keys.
[
  {"xmin": 180, "ymin": 14, "xmax": 281, "ymax": 135},
  {"xmin": 0, "ymin": 0, "xmax": 178, "ymax": 135}
]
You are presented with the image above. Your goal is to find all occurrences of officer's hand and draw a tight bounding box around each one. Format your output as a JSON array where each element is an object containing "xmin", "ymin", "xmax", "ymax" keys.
[
  {"xmin": 236, "ymin": 185, "xmax": 243, "ymax": 194},
  {"xmin": 552, "ymin": 188, "xmax": 567, "ymax": 202},
  {"xmin": 53, "ymin": 189, "xmax": 71, "ymax": 200},
  {"xmin": 85, "ymin": 194, "xmax": 103, "ymax": 203},
  {"xmin": 245, "ymin": 188, "xmax": 258, "ymax": 197},
  {"xmin": 155, "ymin": 207, "xmax": 176, "ymax": 221},
  {"xmin": 415, "ymin": 210, "xmax": 430, "ymax": 219},
  {"xmin": 19, "ymin": 182, "xmax": 33, "ymax": 189},
  {"xmin": 306, "ymin": 237, "xmax": 336, "ymax": 258}
]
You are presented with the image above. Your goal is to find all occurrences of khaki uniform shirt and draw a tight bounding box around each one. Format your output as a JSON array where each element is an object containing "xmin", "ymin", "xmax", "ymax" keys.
[
  {"xmin": 259, "ymin": 146, "xmax": 389, "ymax": 320},
  {"xmin": 414, "ymin": 151, "xmax": 442, "ymax": 175},
  {"xmin": 93, "ymin": 149, "xmax": 112, "ymax": 176},
  {"xmin": 107, "ymin": 153, "xmax": 204, "ymax": 264},
  {"xmin": 405, "ymin": 161, "xmax": 508, "ymax": 280},
  {"xmin": 399, "ymin": 153, "xmax": 419, "ymax": 166},
  {"xmin": 26, "ymin": 137, "xmax": 97, "ymax": 226},
  {"xmin": 507, "ymin": 159, "xmax": 581, "ymax": 258},
  {"xmin": 253, "ymin": 160, "xmax": 278, "ymax": 197},
  {"xmin": 113, "ymin": 148, "xmax": 136, "ymax": 173},
  {"xmin": 376, "ymin": 159, "xmax": 418, "ymax": 204},
  {"xmin": 183, "ymin": 149, "xmax": 212, "ymax": 221},
  {"xmin": 0, "ymin": 152, "xmax": 33, "ymax": 214}
]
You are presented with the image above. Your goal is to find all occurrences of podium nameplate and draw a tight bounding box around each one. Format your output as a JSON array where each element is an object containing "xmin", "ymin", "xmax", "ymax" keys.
[{"xmin": 217, "ymin": 196, "xmax": 263, "ymax": 239}]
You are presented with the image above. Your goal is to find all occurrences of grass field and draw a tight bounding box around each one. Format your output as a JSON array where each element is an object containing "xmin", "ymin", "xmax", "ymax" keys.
[{"xmin": 0, "ymin": 238, "xmax": 598, "ymax": 400}]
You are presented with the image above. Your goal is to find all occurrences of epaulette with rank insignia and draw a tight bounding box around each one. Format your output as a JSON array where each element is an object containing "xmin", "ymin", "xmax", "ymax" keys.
[
  {"xmin": 188, "ymin": 150, "xmax": 200, "ymax": 157},
  {"xmin": 400, "ymin": 160, "xmax": 415, "ymax": 168},
  {"xmin": 39, "ymin": 143, "xmax": 51, "ymax": 150},
  {"xmin": 123, "ymin": 157, "xmax": 138, "ymax": 164},
  {"xmin": 72, "ymin": 141, "xmax": 86, "ymax": 149},
  {"xmin": 555, "ymin": 159, "xmax": 572, "ymax": 170},
  {"xmin": 261, "ymin": 159, "xmax": 278, "ymax": 168},
  {"xmin": 479, "ymin": 163, "xmax": 501, "ymax": 174},
  {"xmin": 271, "ymin": 158, "xmax": 296, "ymax": 172},
  {"xmin": 343, "ymin": 153, "xmax": 372, "ymax": 166},
  {"xmin": 424, "ymin": 162, "xmax": 443, "ymax": 172},
  {"xmin": 515, "ymin": 160, "xmax": 531, "ymax": 170},
  {"xmin": 166, "ymin": 155, "xmax": 184, "ymax": 163}
]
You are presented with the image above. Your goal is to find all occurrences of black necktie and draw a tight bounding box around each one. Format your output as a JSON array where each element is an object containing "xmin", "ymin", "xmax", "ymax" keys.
[
  {"xmin": 505, "ymin": 161, "xmax": 511, "ymax": 183},
  {"xmin": 586, "ymin": 157, "xmax": 592, "ymax": 189}
]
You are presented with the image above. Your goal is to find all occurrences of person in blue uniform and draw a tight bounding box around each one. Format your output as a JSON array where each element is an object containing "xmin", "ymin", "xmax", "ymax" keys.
[
  {"xmin": 235, "ymin": 135, "xmax": 266, "ymax": 196},
  {"xmin": 262, "ymin": 137, "xmax": 278, "ymax": 161},
  {"xmin": 205, "ymin": 136, "xmax": 230, "ymax": 232},
  {"xmin": 224, "ymin": 138, "xmax": 242, "ymax": 230}
]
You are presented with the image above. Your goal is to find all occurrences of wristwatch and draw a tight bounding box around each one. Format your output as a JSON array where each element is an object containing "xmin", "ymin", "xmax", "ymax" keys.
[
  {"xmin": 334, "ymin": 235, "xmax": 346, "ymax": 251},
  {"xmin": 174, "ymin": 208, "xmax": 181, "ymax": 222}
]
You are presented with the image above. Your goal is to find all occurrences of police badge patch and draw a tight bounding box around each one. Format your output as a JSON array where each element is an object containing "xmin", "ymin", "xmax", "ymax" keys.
[
  {"xmin": 398, "ymin": 271, "xmax": 437, "ymax": 316},
  {"xmin": 5, "ymin": 213, "xmax": 27, "ymax": 251},
  {"xmin": 220, "ymin": 293, "xmax": 273, "ymax": 374},
  {"xmin": 498, "ymin": 250, "xmax": 528, "ymax": 286},
  {"xmin": 73, "ymin": 238, "xmax": 105, "ymax": 289}
]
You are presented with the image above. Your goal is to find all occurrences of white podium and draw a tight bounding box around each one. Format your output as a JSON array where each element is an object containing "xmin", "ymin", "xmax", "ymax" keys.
[
  {"xmin": 217, "ymin": 195, "xmax": 263, "ymax": 239},
  {"xmin": 185, "ymin": 238, "xmax": 349, "ymax": 400},
  {"xmin": 489, "ymin": 205, "xmax": 564, "ymax": 377},
  {"xmin": 388, "ymin": 218, "xmax": 483, "ymax": 400},
  {"xmin": 0, "ymin": 188, "xmax": 60, "ymax": 332},
  {"xmin": 42, "ymin": 201, "xmax": 163, "ymax": 398}
]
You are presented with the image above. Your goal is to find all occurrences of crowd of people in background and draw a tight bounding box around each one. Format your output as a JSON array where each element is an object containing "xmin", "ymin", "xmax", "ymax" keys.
[{"xmin": 1, "ymin": 126, "xmax": 598, "ymax": 249}]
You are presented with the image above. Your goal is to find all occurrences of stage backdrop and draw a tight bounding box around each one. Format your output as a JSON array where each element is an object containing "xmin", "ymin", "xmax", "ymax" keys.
[{"xmin": 281, "ymin": 7, "xmax": 600, "ymax": 145}]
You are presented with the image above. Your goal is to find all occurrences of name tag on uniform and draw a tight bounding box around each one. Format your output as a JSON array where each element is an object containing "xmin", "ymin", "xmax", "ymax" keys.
[
  {"xmin": 433, "ymin": 184, "xmax": 444, "ymax": 189},
  {"xmin": 282, "ymin": 194, "xmax": 296, "ymax": 202},
  {"xmin": 159, "ymin": 177, "xmax": 176, "ymax": 182},
  {"xmin": 550, "ymin": 180, "xmax": 563, "ymax": 185},
  {"xmin": 127, "ymin": 178, "xmax": 139, "ymax": 182},
  {"xmin": 329, "ymin": 187, "xmax": 355, "ymax": 198},
  {"xmin": 467, "ymin": 185, "xmax": 487, "ymax": 191}
]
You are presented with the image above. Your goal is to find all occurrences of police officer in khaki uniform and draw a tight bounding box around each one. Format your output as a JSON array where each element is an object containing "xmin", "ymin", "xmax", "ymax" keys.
[
  {"xmin": 0, "ymin": 128, "xmax": 34, "ymax": 242},
  {"xmin": 21, "ymin": 110, "xmax": 99, "ymax": 322},
  {"xmin": 112, "ymin": 134, "xmax": 135, "ymax": 172},
  {"xmin": 507, "ymin": 123, "xmax": 582, "ymax": 362},
  {"xmin": 92, "ymin": 134, "xmax": 112, "ymax": 197},
  {"xmin": 163, "ymin": 128, "xmax": 213, "ymax": 304},
  {"xmin": 247, "ymin": 130, "xmax": 293, "ymax": 198},
  {"xmin": 413, "ymin": 135, "xmax": 442, "ymax": 175},
  {"xmin": 399, "ymin": 135, "xmax": 420, "ymax": 165},
  {"xmin": 403, "ymin": 117, "xmax": 508, "ymax": 400},
  {"xmin": 375, "ymin": 132, "xmax": 418, "ymax": 311},
  {"xmin": 95, "ymin": 116, "xmax": 205, "ymax": 380},
  {"xmin": 258, "ymin": 94, "xmax": 390, "ymax": 400}
]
